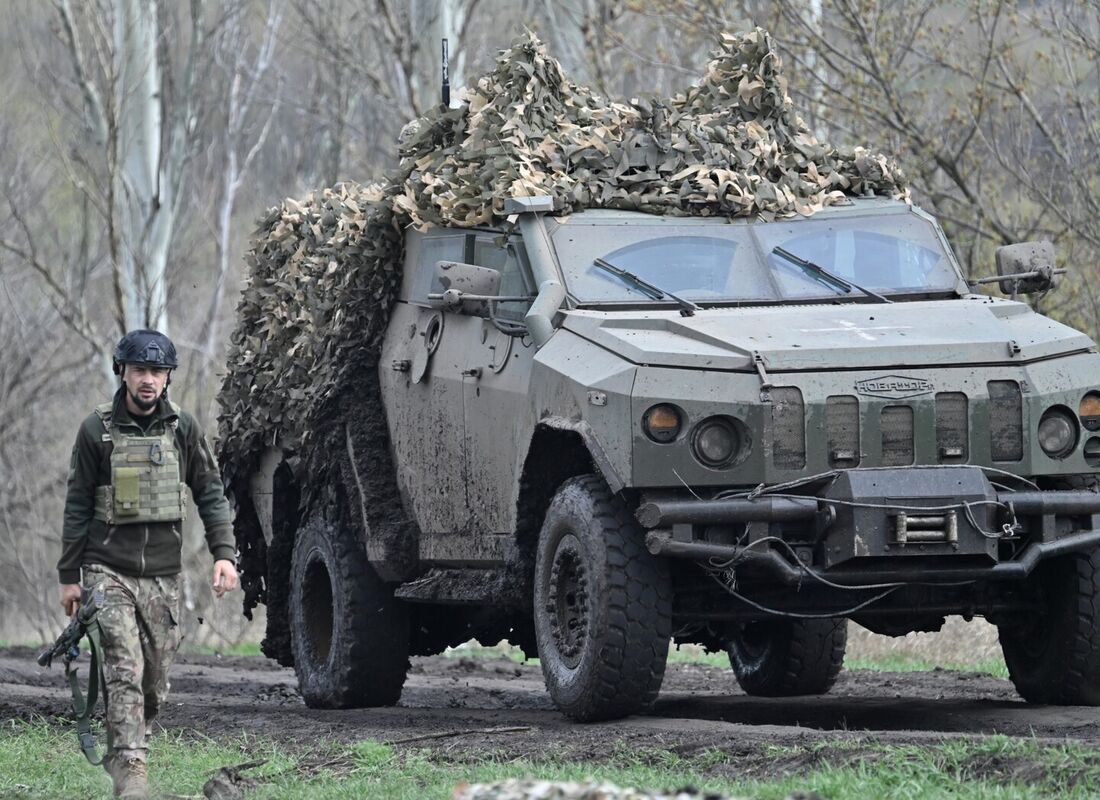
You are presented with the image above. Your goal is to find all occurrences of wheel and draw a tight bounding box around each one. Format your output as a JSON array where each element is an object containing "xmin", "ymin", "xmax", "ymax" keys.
[
  {"xmin": 534, "ymin": 475, "xmax": 672, "ymax": 721},
  {"xmin": 727, "ymin": 618, "xmax": 847, "ymax": 696},
  {"xmin": 998, "ymin": 550, "xmax": 1100, "ymax": 705},
  {"xmin": 289, "ymin": 514, "xmax": 409, "ymax": 708}
]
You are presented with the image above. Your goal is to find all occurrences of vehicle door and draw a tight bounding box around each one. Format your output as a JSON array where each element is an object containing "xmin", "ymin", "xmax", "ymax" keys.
[
  {"xmin": 462, "ymin": 232, "xmax": 538, "ymax": 536},
  {"xmin": 382, "ymin": 230, "xmax": 477, "ymax": 535}
]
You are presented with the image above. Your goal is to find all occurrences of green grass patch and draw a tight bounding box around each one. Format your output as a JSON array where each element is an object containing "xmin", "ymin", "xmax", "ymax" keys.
[
  {"xmin": 4, "ymin": 720, "xmax": 1098, "ymax": 799},
  {"xmin": 180, "ymin": 640, "xmax": 265, "ymax": 657},
  {"xmin": 441, "ymin": 640, "xmax": 533, "ymax": 663},
  {"xmin": 441, "ymin": 641, "xmax": 1010, "ymax": 678},
  {"xmin": 667, "ymin": 645, "xmax": 1010, "ymax": 678},
  {"xmin": 667, "ymin": 644, "xmax": 728, "ymax": 667},
  {"xmin": 845, "ymin": 653, "xmax": 1009, "ymax": 678}
]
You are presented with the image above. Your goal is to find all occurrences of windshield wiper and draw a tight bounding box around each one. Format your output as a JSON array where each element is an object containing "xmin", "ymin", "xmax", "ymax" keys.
[
  {"xmin": 771, "ymin": 246, "xmax": 892, "ymax": 304},
  {"xmin": 593, "ymin": 257, "xmax": 701, "ymax": 316}
]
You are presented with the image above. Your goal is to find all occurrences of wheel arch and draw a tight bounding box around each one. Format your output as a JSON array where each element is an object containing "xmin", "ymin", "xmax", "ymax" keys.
[
  {"xmin": 239, "ymin": 446, "xmax": 301, "ymax": 667},
  {"xmin": 513, "ymin": 420, "xmax": 614, "ymax": 590}
]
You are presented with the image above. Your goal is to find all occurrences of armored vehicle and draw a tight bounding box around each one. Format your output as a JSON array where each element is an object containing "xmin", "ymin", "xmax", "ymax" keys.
[{"xmin": 246, "ymin": 195, "xmax": 1100, "ymax": 720}]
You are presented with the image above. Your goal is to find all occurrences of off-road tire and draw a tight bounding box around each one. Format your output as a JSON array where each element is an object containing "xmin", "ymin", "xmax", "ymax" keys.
[
  {"xmin": 289, "ymin": 514, "xmax": 409, "ymax": 708},
  {"xmin": 727, "ymin": 618, "xmax": 847, "ymax": 696},
  {"xmin": 534, "ymin": 475, "xmax": 672, "ymax": 721},
  {"xmin": 998, "ymin": 549, "xmax": 1100, "ymax": 705}
]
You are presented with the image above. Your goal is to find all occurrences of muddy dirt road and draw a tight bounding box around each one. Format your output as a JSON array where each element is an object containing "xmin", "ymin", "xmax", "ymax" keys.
[{"xmin": 4, "ymin": 646, "xmax": 1100, "ymax": 770}]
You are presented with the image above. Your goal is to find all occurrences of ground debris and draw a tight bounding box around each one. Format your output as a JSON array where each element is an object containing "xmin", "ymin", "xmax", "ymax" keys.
[
  {"xmin": 201, "ymin": 759, "xmax": 267, "ymax": 800},
  {"xmin": 451, "ymin": 779, "xmax": 821, "ymax": 800},
  {"xmin": 389, "ymin": 725, "xmax": 531, "ymax": 745},
  {"xmin": 254, "ymin": 682, "xmax": 300, "ymax": 704}
]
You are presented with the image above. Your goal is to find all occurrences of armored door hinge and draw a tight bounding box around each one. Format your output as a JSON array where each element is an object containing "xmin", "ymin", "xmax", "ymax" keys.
[
  {"xmin": 392, "ymin": 359, "xmax": 411, "ymax": 372},
  {"xmin": 462, "ymin": 367, "xmax": 482, "ymax": 379}
]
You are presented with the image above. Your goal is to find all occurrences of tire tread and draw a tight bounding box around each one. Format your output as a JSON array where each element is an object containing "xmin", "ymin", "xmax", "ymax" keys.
[
  {"xmin": 536, "ymin": 475, "xmax": 672, "ymax": 721},
  {"xmin": 290, "ymin": 515, "xmax": 409, "ymax": 708}
]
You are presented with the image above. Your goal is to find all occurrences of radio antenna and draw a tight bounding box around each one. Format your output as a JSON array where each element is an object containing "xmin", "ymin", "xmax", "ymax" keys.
[{"xmin": 441, "ymin": 38, "xmax": 450, "ymax": 107}]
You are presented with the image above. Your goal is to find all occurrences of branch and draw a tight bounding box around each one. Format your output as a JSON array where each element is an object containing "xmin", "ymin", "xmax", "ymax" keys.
[
  {"xmin": 0, "ymin": 237, "xmax": 103, "ymax": 351},
  {"xmin": 54, "ymin": 0, "xmax": 110, "ymax": 145}
]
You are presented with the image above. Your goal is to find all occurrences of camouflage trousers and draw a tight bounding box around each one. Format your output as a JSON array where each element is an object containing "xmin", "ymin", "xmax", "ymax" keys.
[{"xmin": 83, "ymin": 564, "xmax": 182, "ymax": 764}]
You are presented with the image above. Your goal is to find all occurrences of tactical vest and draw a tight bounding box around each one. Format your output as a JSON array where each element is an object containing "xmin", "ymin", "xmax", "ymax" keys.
[{"xmin": 91, "ymin": 401, "xmax": 187, "ymax": 526}]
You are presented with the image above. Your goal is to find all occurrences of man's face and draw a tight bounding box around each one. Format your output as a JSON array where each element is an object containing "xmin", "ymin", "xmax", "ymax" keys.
[{"xmin": 121, "ymin": 364, "xmax": 170, "ymax": 414}]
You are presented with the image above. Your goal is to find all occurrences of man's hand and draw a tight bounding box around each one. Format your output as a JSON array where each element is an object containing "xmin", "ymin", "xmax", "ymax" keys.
[
  {"xmin": 213, "ymin": 559, "xmax": 239, "ymax": 598},
  {"xmin": 60, "ymin": 583, "xmax": 82, "ymax": 617}
]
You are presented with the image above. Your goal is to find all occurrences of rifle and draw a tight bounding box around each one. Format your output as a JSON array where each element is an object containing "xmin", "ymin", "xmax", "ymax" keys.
[
  {"xmin": 37, "ymin": 587, "xmax": 109, "ymax": 765},
  {"xmin": 38, "ymin": 588, "xmax": 101, "ymax": 668}
]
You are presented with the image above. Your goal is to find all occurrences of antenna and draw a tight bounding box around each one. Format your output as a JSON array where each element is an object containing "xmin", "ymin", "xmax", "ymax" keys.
[{"xmin": 441, "ymin": 38, "xmax": 450, "ymax": 108}]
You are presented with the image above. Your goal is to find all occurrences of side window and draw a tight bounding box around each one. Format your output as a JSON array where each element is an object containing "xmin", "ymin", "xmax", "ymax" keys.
[
  {"xmin": 412, "ymin": 233, "xmax": 469, "ymax": 305},
  {"xmin": 472, "ymin": 235, "xmax": 532, "ymax": 321}
]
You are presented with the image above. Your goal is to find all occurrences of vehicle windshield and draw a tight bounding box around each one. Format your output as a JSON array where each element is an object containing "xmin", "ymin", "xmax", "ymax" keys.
[{"xmin": 551, "ymin": 211, "xmax": 960, "ymax": 304}]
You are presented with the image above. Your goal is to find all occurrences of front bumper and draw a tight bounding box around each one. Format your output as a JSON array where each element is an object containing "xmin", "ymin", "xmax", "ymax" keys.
[{"xmin": 639, "ymin": 466, "xmax": 1100, "ymax": 585}]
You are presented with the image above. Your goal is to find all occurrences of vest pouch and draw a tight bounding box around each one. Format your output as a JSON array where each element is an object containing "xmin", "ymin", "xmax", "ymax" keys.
[
  {"xmin": 91, "ymin": 416, "xmax": 186, "ymax": 526},
  {"xmin": 113, "ymin": 467, "xmax": 142, "ymax": 517}
]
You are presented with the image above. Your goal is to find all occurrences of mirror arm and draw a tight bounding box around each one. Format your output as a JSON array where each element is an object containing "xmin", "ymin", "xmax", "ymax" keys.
[
  {"xmin": 971, "ymin": 267, "xmax": 1067, "ymax": 285},
  {"xmin": 427, "ymin": 291, "xmax": 535, "ymax": 303}
]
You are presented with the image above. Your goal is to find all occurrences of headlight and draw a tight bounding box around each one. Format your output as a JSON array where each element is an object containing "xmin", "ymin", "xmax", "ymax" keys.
[
  {"xmin": 691, "ymin": 417, "xmax": 741, "ymax": 468},
  {"xmin": 1038, "ymin": 407, "xmax": 1078, "ymax": 459},
  {"xmin": 643, "ymin": 404, "xmax": 683, "ymax": 443}
]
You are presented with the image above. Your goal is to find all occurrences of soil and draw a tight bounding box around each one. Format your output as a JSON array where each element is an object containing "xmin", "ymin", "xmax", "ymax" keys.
[{"xmin": 5, "ymin": 645, "xmax": 1100, "ymax": 784}]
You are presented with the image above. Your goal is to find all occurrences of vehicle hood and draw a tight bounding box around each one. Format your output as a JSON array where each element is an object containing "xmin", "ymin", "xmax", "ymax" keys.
[{"xmin": 561, "ymin": 297, "xmax": 1095, "ymax": 371}]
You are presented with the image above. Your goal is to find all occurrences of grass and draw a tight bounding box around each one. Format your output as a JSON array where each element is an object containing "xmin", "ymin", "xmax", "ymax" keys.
[
  {"xmin": 844, "ymin": 653, "xmax": 1010, "ymax": 679},
  {"xmin": 2, "ymin": 720, "xmax": 1099, "ymax": 799},
  {"xmin": 180, "ymin": 640, "xmax": 264, "ymax": 657},
  {"xmin": 445, "ymin": 639, "xmax": 1014, "ymax": 679},
  {"xmin": 668, "ymin": 643, "xmax": 1011, "ymax": 678},
  {"xmin": 441, "ymin": 641, "xmax": 531, "ymax": 663}
]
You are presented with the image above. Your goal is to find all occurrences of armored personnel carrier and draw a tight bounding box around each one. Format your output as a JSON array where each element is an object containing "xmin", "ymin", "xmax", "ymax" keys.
[{"xmin": 240, "ymin": 193, "xmax": 1100, "ymax": 720}]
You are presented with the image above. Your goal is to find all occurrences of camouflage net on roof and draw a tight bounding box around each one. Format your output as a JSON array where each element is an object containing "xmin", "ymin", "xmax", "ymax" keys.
[{"xmin": 216, "ymin": 28, "xmax": 907, "ymax": 554}]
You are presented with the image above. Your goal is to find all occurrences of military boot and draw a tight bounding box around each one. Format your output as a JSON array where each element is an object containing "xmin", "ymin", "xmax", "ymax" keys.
[{"xmin": 106, "ymin": 755, "xmax": 148, "ymax": 800}]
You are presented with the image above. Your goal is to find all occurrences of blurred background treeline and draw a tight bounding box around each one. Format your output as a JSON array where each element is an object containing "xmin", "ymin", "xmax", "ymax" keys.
[{"xmin": 1, "ymin": 0, "xmax": 1097, "ymax": 647}]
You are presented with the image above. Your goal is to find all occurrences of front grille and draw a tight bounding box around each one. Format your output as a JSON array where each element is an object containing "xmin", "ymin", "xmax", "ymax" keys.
[
  {"xmin": 881, "ymin": 405, "xmax": 915, "ymax": 466},
  {"xmin": 766, "ymin": 382, "xmax": 1018, "ymax": 471},
  {"xmin": 988, "ymin": 380, "xmax": 1023, "ymax": 461},
  {"xmin": 825, "ymin": 395, "xmax": 860, "ymax": 466},
  {"xmin": 935, "ymin": 392, "xmax": 969, "ymax": 462},
  {"xmin": 772, "ymin": 387, "xmax": 806, "ymax": 469}
]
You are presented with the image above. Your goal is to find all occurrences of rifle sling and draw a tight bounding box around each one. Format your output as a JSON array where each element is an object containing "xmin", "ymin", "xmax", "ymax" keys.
[{"xmin": 65, "ymin": 620, "xmax": 110, "ymax": 766}]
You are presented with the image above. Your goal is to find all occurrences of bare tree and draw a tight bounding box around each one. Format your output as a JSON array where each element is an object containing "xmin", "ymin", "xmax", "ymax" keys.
[
  {"xmin": 286, "ymin": 0, "xmax": 483, "ymax": 183},
  {"xmin": 191, "ymin": 0, "xmax": 283, "ymax": 408},
  {"xmin": 51, "ymin": 0, "xmax": 208, "ymax": 336},
  {"xmin": 0, "ymin": 257, "xmax": 93, "ymax": 642}
]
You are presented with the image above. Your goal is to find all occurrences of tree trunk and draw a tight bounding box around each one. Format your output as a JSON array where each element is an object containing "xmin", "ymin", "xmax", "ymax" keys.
[{"xmin": 114, "ymin": 0, "xmax": 168, "ymax": 332}]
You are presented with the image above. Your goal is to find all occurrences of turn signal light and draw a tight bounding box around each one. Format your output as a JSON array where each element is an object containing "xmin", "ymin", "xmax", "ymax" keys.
[
  {"xmin": 1080, "ymin": 393, "xmax": 1100, "ymax": 431},
  {"xmin": 643, "ymin": 404, "xmax": 683, "ymax": 443}
]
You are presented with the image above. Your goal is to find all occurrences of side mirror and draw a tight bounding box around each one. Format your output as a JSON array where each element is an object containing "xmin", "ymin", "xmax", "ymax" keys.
[
  {"xmin": 427, "ymin": 260, "xmax": 501, "ymax": 314},
  {"xmin": 995, "ymin": 241, "xmax": 1057, "ymax": 295}
]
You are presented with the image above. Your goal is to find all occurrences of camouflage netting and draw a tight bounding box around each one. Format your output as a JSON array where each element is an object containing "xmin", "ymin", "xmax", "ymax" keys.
[{"xmin": 216, "ymin": 29, "xmax": 907, "ymax": 618}]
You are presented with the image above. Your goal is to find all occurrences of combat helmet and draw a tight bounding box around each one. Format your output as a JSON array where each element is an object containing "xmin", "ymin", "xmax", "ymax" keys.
[{"xmin": 112, "ymin": 329, "xmax": 179, "ymax": 375}]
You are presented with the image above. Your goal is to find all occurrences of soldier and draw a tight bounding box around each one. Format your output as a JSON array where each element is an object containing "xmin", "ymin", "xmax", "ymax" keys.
[{"xmin": 57, "ymin": 329, "xmax": 239, "ymax": 800}]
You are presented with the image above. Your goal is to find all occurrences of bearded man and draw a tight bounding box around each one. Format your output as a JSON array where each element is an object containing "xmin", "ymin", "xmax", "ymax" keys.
[{"xmin": 58, "ymin": 329, "xmax": 239, "ymax": 799}]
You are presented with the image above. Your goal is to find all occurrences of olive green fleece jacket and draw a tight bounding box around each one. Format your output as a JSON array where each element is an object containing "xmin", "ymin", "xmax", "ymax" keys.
[{"xmin": 58, "ymin": 388, "xmax": 235, "ymax": 584}]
